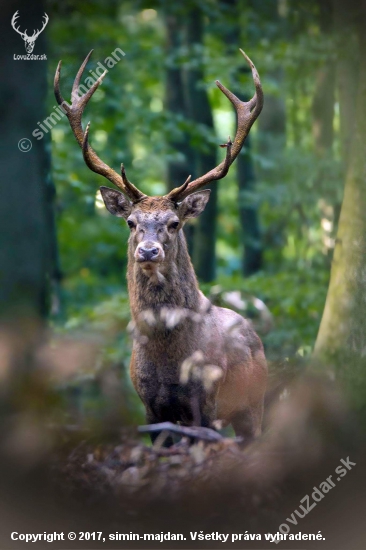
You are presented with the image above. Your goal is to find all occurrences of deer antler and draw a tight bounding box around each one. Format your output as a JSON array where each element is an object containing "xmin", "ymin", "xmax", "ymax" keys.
[
  {"xmin": 31, "ymin": 13, "xmax": 49, "ymax": 40},
  {"xmin": 54, "ymin": 51, "xmax": 146, "ymax": 202},
  {"xmin": 11, "ymin": 11, "xmax": 26, "ymax": 39},
  {"xmin": 166, "ymin": 49, "xmax": 263, "ymax": 202}
]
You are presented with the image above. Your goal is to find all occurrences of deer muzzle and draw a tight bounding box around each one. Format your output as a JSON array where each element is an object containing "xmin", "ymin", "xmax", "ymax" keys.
[{"xmin": 135, "ymin": 242, "xmax": 164, "ymax": 263}]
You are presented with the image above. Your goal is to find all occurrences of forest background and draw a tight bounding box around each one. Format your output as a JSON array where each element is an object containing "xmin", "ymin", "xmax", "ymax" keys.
[{"xmin": 2, "ymin": 0, "xmax": 366, "ymax": 430}]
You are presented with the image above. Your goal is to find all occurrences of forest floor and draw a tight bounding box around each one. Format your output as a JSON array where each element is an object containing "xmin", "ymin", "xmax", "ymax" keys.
[
  {"xmin": 47, "ymin": 374, "xmax": 365, "ymax": 539},
  {"xmin": 1, "ymin": 374, "xmax": 365, "ymax": 548}
]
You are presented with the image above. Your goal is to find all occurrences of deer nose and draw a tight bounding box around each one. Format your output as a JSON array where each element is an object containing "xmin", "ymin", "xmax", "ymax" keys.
[{"xmin": 138, "ymin": 246, "xmax": 159, "ymax": 261}]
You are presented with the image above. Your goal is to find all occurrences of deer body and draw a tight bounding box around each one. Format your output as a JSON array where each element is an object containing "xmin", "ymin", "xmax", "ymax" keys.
[
  {"xmin": 121, "ymin": 195, "xmax": 267, "ymax": 440},
  {"xmin": 55, "ymin": 48, "xmax": 267, "ymax": 441},
  {"xmin": 130, "ymin": 297, "xmax": 266, "ymax": 438}
]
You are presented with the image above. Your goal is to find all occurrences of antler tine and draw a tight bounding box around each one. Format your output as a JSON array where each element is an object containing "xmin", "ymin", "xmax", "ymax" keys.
[
  {"xmin": 54, "ymin": 60, "xmax": 67, "ymax": 107},
  {"xmin": 54, "ymin": 52, "xmax": 146, "ymax": 202},
  {"xmin": 167, "ymin": 49, "xmax": 263, "ymax": 202},
  {"xmin": 164, "ymin": 175, "xmax": 192, "ymax": 202},
  {"xmin": 72, "ymin": 49, "xmax": 94, "ymax": 98},
  {"xmin": 240, "ymin": 48, "xmax": 264, "ymax": 114},
  {"xmin": 121, "ymin": 164, "xmax": 146, "ymax": 201}
]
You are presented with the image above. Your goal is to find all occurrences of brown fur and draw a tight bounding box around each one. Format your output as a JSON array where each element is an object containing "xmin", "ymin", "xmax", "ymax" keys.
[
  {"xmin": 99, "ymin": 189, "xmax": 267, "ymax": 442},
  {"xmin": 118, "ymin": 195, "xmax": 268, "ymax": 442}
]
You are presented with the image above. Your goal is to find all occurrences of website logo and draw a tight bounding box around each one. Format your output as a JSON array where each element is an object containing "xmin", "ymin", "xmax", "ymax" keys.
[{"xmin": 11, "ymin": 10, "xmax": 48, "ymax": 60}]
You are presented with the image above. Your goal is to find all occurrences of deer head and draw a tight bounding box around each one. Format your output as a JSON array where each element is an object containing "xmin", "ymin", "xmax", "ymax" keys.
[
  {"xmin": 11, "ymin": 11, "xmax": 49, "ymax": 54},
  {"xmin": 99, "ymin": 186, "xmax": 211, "ymax": 280},
  {"xmin": 54, "ymin": 49, "xmax": 263, "ymax": 276}
]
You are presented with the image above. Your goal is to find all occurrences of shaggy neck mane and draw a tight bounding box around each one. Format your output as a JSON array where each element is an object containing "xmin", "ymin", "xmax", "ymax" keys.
[{"xmin": 127, "ymin": 230, "xmax": 200, "ymax": 319}]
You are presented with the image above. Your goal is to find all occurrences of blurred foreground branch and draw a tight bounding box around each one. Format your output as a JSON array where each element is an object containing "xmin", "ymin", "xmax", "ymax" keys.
[{"xmin": 138, "ymin": 422, "xmax": 224, "ymax": 442}]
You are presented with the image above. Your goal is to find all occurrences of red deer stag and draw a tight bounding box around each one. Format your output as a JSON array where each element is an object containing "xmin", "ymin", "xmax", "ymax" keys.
[{"xmin": 54, "ymin": 49, "xmax": 267, "ymax": 443}]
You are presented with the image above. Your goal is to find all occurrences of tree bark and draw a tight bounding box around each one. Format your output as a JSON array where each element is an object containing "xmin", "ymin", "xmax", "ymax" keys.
[
  {"xmin": 333, "ymin": 0, "xmax": 359, "ymax": 165},
  {"xmin": 315, "ymin": 2, "xmax": 366, "ymax": 372},
  {"xmin": 328, "ymin": 0, "xmax": 359, "ymax": 239}
]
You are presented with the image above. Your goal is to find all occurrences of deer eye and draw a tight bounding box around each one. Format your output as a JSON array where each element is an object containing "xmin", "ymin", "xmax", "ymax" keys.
[
  {"xmin": 127, "ymin": 219, "xmax": 135, "ymax": 229},
  {"xmin": 169, "ymin": 221, "xmax": 179, "ymax": 231}
]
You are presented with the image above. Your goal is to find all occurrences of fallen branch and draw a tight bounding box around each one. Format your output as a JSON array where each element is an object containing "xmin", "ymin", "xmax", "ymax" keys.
[{"xmin": 138, "ymin": 422, "xmax": 223, "ymax": 442}]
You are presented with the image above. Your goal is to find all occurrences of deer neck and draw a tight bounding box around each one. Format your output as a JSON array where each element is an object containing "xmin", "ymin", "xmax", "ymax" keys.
[{"xmin": 127, "ymin": 230, "xmax": 200, "ymax": 320}]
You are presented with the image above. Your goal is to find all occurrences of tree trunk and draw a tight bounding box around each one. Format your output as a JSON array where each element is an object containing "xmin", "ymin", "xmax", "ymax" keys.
[
  {"xmin": 254, "ymin": 0, "xmax": 286, "ymax": 271},
  {"xmin": 164, "ymin": 13, "xmax": 195, "ymax": 193},
  {"xmin": 333, "ymin": 0, "xmax": 359, "ymax": 165},
  {"xmin": 164, "ymin": 7, "xmax": 218, "ymax": 280},
  {"xmin": 164, "ymin": 11, "xmax": 196, "ymax": 253},
  {"xmin": 184, "ymin": 7, "xmax": 217, "ymax": 282},
  {"xmin": 0, "ymin": 0, "xmax": 50, "ymax": 320},
  {"xmin": 220, "ymin": 0, "xmax": 264, "ymax": 276},
  {"xmin": 314, "ymin": 2, "xmax": 366, "ymax": 406},
  {"xmin": 329, "ymin": 0, "xmax": 359, "ymax": 239},
  {"xmin": 237, "ymin": 139, "xmax": 262, "ymax": 275}
]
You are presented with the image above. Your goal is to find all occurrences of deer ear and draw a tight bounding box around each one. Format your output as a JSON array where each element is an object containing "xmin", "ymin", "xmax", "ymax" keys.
[
  {"xmin": 179, "ymin": 190, "xmax": 211, "ymax": 219},
  {"xmin": 99, "ymin": 186, "xmax": 132, "ymax": 219}
]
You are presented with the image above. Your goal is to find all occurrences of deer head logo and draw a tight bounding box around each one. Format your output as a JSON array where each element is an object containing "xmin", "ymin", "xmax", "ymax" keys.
[{"xmin": 11, "ymin": 11, "xmax": 49, "ymax": 54}]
